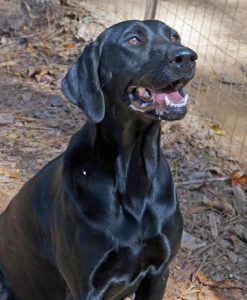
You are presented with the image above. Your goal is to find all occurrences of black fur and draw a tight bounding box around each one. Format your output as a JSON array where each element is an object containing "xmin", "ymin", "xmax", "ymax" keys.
[{"xmin": 0, "ymin": 269, "xmax": 15, "ymax": 300}]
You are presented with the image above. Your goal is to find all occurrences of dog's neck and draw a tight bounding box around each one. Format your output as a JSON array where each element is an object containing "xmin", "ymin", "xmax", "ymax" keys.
[
  {"xmin": 64, "ymin": 102, "xmax": 162, "ymax": 225},
  {"xmin": 97, "ymin": 100, "xmax": 161, "ymax": 201}
]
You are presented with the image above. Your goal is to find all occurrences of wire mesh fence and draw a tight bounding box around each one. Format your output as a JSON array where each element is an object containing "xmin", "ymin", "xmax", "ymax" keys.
[
  {"xmin": 82, "ymin": 0, "xmax": 247, "ymax": 165},
  {"xmin": 155, "ymin": 0, "xmax": 247, "ymax": 165}
]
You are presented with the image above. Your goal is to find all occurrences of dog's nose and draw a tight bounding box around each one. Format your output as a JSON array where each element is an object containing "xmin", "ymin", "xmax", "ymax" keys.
[{"xmin": 168, "ymin": 48, "xmax": 197, "ymax": 65}]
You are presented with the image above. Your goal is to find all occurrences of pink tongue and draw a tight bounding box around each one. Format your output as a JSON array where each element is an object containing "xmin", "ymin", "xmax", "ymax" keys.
[{"xmin": 152, "ymin": 91, "xmax": 183, "ymax": 103}]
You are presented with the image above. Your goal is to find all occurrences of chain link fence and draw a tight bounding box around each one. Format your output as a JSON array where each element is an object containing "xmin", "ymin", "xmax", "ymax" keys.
[{"xmin": 155, "ymin": 0, "xmax": 247, "ymax": 166}]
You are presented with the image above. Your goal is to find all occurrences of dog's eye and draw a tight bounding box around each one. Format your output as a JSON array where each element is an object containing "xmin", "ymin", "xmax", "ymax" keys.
[
  {"xmin": 170, "ymin": 34, "xmax": 179, "ymax": 43},
  {"xmin": 170, "ymin": 35, "xmax": 179, "ymax": 43},
  {"xmin": 171, "ymin": 36, "xmax": 176, "ymax": 43},
  {"xmin": 128, "ymin": 36, "xmax": 141, "ymax": 46}
]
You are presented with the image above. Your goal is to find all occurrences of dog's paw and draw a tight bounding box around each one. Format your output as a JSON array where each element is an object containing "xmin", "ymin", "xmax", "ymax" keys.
[
  {"xmin": 125, "ymin": 294, "xmax": 135, "ymax": 300},
  {"xmin": 0, "ymin": 291, "xmax": 10, "ymax": 300}
]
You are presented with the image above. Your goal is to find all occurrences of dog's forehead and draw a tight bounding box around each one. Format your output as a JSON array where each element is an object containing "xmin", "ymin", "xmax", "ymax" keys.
[
  {"xmin": 142, "ymin": 20, "xmax": 175, "ymax": 35},
  {"xmin": 98, "ymin": 20, "xmax": 176, "ymax": 41}
]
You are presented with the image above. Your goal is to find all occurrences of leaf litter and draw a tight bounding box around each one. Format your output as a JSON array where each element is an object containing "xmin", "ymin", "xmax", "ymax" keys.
[{"xmin": 0, "ymin": 1, "xmax": 246, "ymax": 299}]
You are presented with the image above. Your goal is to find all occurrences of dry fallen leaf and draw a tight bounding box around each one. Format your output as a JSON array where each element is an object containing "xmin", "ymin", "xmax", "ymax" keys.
[
  {"xmin": 209, "ymin": 213, "xmax": 218, "ymax": 239},
  {"xmin": 231, "ymin": 170, "xmax": 247, "ymax": 186},
  {"xmin": 210, "ymin": 123, "xmax": 226, "ymax": 136},
  {"xmin": 9, "ymin": 171, "xmax": 21, "ymax": 179},
  {"xmin": 185, "ymin": 206, "xmax": 209, "ymax": 214},
  {"xmin": 65, "ymin": 43, "xmax": 75, "ymax": 49},
  {"xmin": 0, "ymin": 59, "xmax": 20, "ymax": 68},
  {"xmin": 198, "ymin": 273, "xmax": 209, "ymax": 282},
  {"xmin": 26, "ymin": 42, "xmax": 34, "ymax": 52},
  {"xmin": 201, "ymin": 197, "xmax": 234, "ymax": 213},
  {"xmin": 28, "ymin": 66, "xmax": 41, "ymax": 78},
  {"xmin": 4, "ymin": 133, "xmax": 19, "ymax": 141},
  {"xmin": 232, "ymin": 185, "xmax": 247, "ymax": 205},
  {"xmin": 181, "ymin": 231, "xmax": 207, "ymax": 251},
  {"xmin": 198, "ymin": 274, "xmax": 244, "ymax": 289},
  {"xmin": 228, "ymin": 234, "xmax": 240, "ymax": 247},
  {"xmin": 198, "ymin": 288, "xmax": 230, "ymax": 300},
  {"xmin": 0, "ymin": 168, "xmax": 21, "ymax": 179},
  {"xmin": 0, "ymin": 113, "xmax": 14, "ymax": 125},
  {"xmin": 35, "ymin": 68, "xmax": 49, "ymax": 82}
]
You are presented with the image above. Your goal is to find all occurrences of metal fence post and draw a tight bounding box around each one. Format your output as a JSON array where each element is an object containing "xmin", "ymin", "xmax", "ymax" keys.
[{"xmin": 144, "ymin": 0, "xmax": 158, "ymax": 19}]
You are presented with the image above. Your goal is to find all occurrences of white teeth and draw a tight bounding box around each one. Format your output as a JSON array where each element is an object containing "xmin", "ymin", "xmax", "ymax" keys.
[
  {"xmin": 165, "ymin": 96, "xmax": 171, "ymax": 106},
  {"xmin": 184, "ymin": 94, "xmax": 189, "ymax": 104},
  {"xmin": 129, "ymin": 104, "xmax": 143, "ymax": 112},
  {"xmin": 136, "ymin": 87, "xmax": 146, "ymax": 97},
  {"xmin": 170, "ymin": 102, "xmax": 185, "ymax": 108},
  {"xmin": 143, "ymin": 91, "xmax": 150, "ymax": 98},
  {"xmin": 136, "ymin": 87, "xmax": 151, "ymax": 99},
  {"xmin": 165, "ymin": 94, "xmax": 189, "ymax": 108}
]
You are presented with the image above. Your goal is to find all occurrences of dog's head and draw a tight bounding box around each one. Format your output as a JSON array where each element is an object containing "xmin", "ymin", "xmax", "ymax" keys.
[{"xmin": 62, "ymin": 20, "xmax": 197, "ymax": 123}]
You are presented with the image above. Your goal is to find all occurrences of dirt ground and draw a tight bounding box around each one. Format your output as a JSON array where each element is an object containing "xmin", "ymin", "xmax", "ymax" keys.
[{"xmin": 0, "ymin": 1, "xmax": 246, "ymax": 299}]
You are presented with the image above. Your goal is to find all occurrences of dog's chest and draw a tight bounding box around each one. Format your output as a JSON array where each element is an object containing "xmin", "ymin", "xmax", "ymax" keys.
[{"xmin": 88, "ymin": 230, "xmax": 169, "ymax": 298}]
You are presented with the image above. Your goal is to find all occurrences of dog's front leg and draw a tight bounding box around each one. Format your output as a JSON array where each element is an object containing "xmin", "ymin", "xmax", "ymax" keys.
[
  {"xmin": 65, "ymin": 293, "xmax": 73, "ymax": 300},
  {"xmin": 65, "ymin": 292, "xmax": 107, "ymax": 300},
  {"xmin": 64, "ymin": 292, "xmax": 95, "ymax": 300},
  {"xmin": 134, "ymin": 269, "xmax": 169, "ymax": 300}
]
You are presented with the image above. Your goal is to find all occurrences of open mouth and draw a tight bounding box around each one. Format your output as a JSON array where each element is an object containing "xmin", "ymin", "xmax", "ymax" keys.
[{"xmin": 127, "ymin": 81, "xmax": 189, "ymax": 121}]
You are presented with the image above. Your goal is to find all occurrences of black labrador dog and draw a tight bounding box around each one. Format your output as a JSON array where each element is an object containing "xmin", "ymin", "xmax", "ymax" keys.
[{"xmin": 0, "ymin": 20, "xmax": 197, "ymax": 300}]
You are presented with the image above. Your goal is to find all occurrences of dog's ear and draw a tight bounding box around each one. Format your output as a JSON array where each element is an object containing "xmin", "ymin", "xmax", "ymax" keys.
[{"xmin": 61, "ymin": 42, "xmax": 104, "ymax": 123}]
